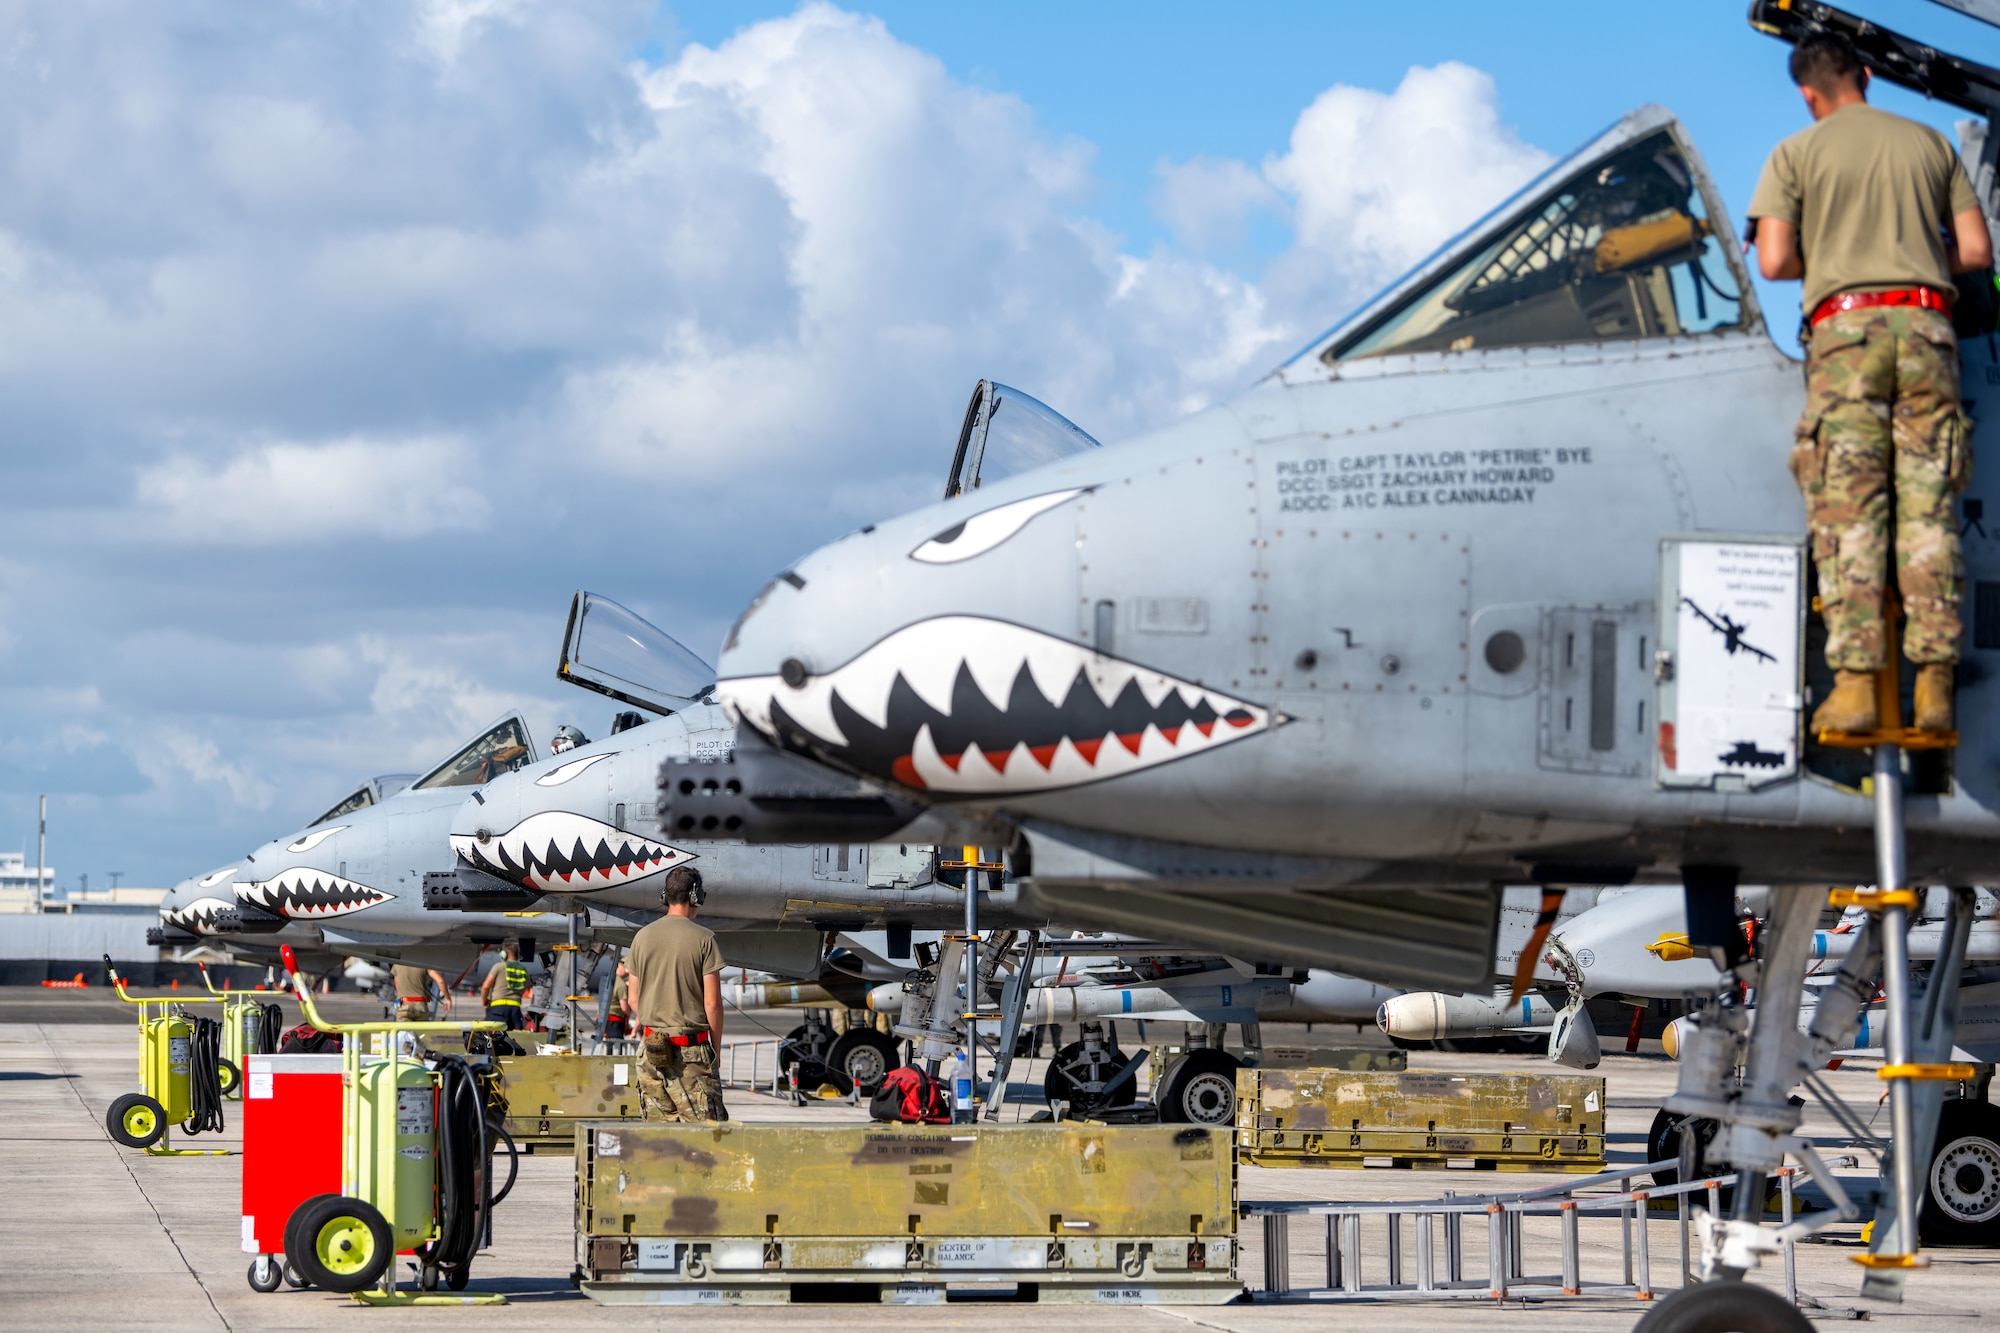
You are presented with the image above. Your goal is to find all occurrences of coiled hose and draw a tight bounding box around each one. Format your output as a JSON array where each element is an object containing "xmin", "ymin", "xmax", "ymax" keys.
[
  {"xmin": 255, "ymin": 1003, "xmax": 284, "ymax": 1055},
  {"xmin": 423, "ymin": 1056, "xmax": 515, "ymax": 1286},
  {"xmin": 184, "ymin": 1016, "xmax": 226, "ymax": 1134}
]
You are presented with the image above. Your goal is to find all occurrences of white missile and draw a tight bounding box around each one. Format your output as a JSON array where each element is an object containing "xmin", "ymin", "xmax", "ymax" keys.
[{"xmin": 1376, "ymin": 990, "xmax": 1557, "ymax": 1041}]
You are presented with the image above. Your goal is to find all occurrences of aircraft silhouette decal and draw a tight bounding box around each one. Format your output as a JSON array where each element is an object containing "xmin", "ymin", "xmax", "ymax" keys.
[
  {"xmin": 724, "ymin": 616, "xmax": 1277, "ymax": 795},
  {"xmin": 1681, "ymin": 596, "xmax": 1776, "ymax": 663},
  {"xmin": 1717, "ymin": 740, "xmax": 1786, "ymax": 769}
]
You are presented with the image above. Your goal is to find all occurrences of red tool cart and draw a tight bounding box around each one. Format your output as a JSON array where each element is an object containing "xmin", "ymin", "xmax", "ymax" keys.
[{"xmin": 241, "ymin": 1052, "xmax": 344, "ymax": 1292}]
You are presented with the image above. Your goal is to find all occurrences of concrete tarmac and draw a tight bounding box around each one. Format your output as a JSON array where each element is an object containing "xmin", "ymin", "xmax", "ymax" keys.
[{"xmin": 2, "ymin": 1008, "xmax": 1992, "ymax": 1331}]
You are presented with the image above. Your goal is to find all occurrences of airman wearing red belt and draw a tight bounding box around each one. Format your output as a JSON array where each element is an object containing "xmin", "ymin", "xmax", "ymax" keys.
[{"xmin": 1750, "ymin": 30, "xmax": 1992, "ymax": 732}]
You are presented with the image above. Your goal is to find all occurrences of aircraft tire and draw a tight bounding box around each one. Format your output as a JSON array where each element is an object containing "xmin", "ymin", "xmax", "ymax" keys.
[
  {"xmin": 1156, "ymin": 1049, "xmax": 1240, "ymax": 1125},
  {"xmin": 826, "ymin": 1030, "xmax": 899, "ymax": 1094},
  {"xmin": 1920, "ymin": 1098, "xmax": 2000, "ymax": 1246},
  {"xmin": 1631, "ymin": 1280, "xmax": 1811, "ymax": 1333},
  {"xmin": 1646, "ymin": 1109, "xmax": 1733, "ymax": 1206},
  {"xmin": 1043, "ymin": 1040, "xmax": 1137, "ymax": 1116}
]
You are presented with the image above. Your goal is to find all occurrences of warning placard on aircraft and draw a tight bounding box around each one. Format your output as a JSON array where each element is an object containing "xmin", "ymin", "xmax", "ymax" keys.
[{"xmin": 1655, "ymin": 535, "xmax": 1804, "ymax": 788}]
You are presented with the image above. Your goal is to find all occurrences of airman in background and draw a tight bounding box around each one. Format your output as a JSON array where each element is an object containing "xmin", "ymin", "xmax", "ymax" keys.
[
  {"xmin": 1750, "ymin": 30, "xmax": 1992, "ymax": 732},
  {"xmin": 391, "ymin": 962, "xmax": 453, "ymax": 1022}
]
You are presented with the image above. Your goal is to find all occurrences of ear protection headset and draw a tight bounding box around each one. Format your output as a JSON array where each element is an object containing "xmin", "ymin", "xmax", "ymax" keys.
[{"xmin": 663, "ymin": 868, "xmax": 706, "ymax": 908}]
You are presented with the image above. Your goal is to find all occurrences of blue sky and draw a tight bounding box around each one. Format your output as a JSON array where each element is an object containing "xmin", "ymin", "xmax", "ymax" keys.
[
  {"xmin": 3, "ymin": 0, "xmax": 1996, "ymax": 891},
  {"xmin": 679, "ymin": 0, "xmax": 1999, "ymax": 295}
]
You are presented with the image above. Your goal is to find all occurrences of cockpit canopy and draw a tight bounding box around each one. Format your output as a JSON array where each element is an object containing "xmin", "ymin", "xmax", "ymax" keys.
[
  {"xmin": 1315, "ymin": 111, "xmax": 1751, "ymax": 364},
  {"xmin": 944, "ymin": 380, "xmax": 1101, "ymax": 499},
  {"xmin": 306, "ymin": 773, "xmax": 417, "ymax": 827},
  {"xmin": 412, "ymin": 714, "xmax": 537, "ymax": 790},
  {"xmin": 558, "ymin": 591, "xmax": 714, "ymax": 716}
]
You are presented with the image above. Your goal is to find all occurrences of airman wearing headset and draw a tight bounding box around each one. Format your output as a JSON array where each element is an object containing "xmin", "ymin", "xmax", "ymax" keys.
[{"xmin": 624, "ymin": 866, "xmax": 727, "ymax": 1121}]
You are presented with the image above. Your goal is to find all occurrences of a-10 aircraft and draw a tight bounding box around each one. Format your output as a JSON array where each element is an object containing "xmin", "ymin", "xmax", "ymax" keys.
[
  {"xmin": 656, "ymin": 0, "xmax": 2000, "ymax": 1304},
  {"xmin": 155, "ymin": 591, "xmax": 1398, "ymax": 1104}
]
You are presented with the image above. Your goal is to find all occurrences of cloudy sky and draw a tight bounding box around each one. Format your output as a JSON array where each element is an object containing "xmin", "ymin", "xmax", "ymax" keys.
[{"xmin": 3, "ymin": 0, "xmax": 1991, "ymax": 890}]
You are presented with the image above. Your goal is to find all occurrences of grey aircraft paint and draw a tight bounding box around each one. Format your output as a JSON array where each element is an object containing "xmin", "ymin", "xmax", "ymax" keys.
[{"xmin": 692, "ymin": 104, "xmax": 2000, "ymax": 990}]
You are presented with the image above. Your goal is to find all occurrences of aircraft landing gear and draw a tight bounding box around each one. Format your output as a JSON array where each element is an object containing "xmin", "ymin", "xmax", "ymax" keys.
[
  {"xmin": 1663, "ymin": 702, "xmax": 1984, "ymax": 1307},
  {"xmin": 1042, "ymin": 1022, "xmax": 1140, "ymax": 1117},
  {"xmin": 1922, "ymin": 1097, "xmax": 2000, "ymax": 1246},
  {"xmin": 1632, "ymin": 1280, "xmax": 1813, "ymax": 1333}
]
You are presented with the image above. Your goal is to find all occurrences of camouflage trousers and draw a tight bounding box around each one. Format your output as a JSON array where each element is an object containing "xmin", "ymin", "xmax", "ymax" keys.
[
  {"xmin": 1792, "ymin": 306, "xmax": 1972, "ymax": 670},
  {"xmin": 396, "ymin": 1001, "xmax": 429, "ymax": 1022},
  {"xmin": 638, "ymin": 1031, "xmax": 728, "ymax": 1122}
]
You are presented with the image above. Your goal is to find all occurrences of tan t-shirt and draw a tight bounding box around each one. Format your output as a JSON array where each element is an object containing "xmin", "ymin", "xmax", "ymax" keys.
[
  {"xmin": 1750, "ymin": 102, "xmax": 1979, "ymax": 315},
  {"xmin": 626, "ymin": 916, "xmax": 724, "ymax": 1035},
  {"xmin": 392, "ymin": 964, "xmax": 428, "ymax": 1001}
]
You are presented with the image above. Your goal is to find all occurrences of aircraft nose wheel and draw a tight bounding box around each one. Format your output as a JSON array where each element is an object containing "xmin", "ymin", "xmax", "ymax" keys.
[
  {"xmin": 1043, "ymin": 1038, "xmax": 1138, "ymax": 1117},
  {"xmin": 826, "ymin": 1030, "xmax": 900, "ymax": 1094},
  {"xmin": 1631, "ymin": 1280, "xmax": 1813, "ymax": 1333},
  {"xmin": 1921, "ymin": 1099, "xmax": 2000, "ymax": 1246},
  {"xmin": 1156, "ymin": 1049, "xmax": 1242, "ymax": 1125}
]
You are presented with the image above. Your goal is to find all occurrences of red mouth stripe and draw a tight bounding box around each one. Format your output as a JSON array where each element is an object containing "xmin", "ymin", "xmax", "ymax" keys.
[
  {"xmin": 1073, "ymin": 737, "xmax": 1104, "ymax": 764},
  {"xmin": 892, "ymin": 755, "xmax": 928, "ymax": 789},
  {"xmin": 1117, "ymin": 731, "xmax": 1144, "ymax": 756},
  {"xmin": 1028, "ymin": 744, "xmax": 1058, "ymax": 769}
]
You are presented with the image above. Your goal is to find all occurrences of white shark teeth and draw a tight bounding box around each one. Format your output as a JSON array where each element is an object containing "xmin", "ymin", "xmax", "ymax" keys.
[
  {"xmin": 163, "ymin": 895, "xmax": 235, "ymax": 934},
  {"xmin": 718, "ymin": 614, "xmax": 1276, "ymax": 794},
  {"xmin": 233, "ymin": 868, "xmax": 389, "ymax": 920},
  {"xmin": 453, "ymin": 810, "xmax": 691, "ymax": 893}
]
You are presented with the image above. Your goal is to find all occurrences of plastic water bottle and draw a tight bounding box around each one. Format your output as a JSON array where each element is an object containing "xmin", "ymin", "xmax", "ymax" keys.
[{"xmin": 951, "ymin": 1051, "xmax": 973, "ymax": 1122}]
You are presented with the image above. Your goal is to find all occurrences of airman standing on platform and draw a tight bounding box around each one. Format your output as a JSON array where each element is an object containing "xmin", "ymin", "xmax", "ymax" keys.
[{"xmin": 1750, "ymin": 30, "xmax": 1991, "ymax": 732}]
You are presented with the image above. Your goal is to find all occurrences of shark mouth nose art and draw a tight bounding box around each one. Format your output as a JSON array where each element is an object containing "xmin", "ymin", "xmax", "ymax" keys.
[
  {"xmin": 162, "ymin": 896, "xmax": 236, "ymax": 934},
  {"xmin": 721, "ymin": 616, "xmax": 1279, "ymax": 794},
  {"xmin": 451, "ymin": 811, "xmax": 689, "ymax": 892},
  {"xmin": 235, "ymin": 869, "xmax": 390, "ymax": 920}
]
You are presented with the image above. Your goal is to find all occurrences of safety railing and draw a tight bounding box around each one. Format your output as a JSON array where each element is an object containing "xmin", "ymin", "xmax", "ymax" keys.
[
  {"xmin": 1245, "ymin": 1162, "xmax": 1802, "ymax": 1304},
  {"xmin": 720, "ymin": 1038, "xmax": 784, "ymax": 1095}
]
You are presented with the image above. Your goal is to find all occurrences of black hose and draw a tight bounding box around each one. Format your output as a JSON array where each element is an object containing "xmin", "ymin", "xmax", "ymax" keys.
[
  {"xmin": 488, "ymin": 1124, "xmax": 518, "ymax": 1207},
  {"xmin": 257, "ymin": 1003, "xmax": 284, "ymax": 1055},
  {"xmin": 184, "ymin": 1016, "xmax": 226, "ymax": 1134},
  {"xmin": 424, "ymin": 1055, "xmax": 489, "ymax": 1283}
]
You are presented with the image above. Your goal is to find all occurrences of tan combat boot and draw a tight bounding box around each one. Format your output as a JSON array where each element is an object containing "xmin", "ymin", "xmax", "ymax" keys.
[
  {"xmin": 1811, "ymin": 670, "xmax": 1878, "ymax": 735},
  {"xmin": 1914, "ymin": 663, "xmax": 1955, "ymax": 732}
]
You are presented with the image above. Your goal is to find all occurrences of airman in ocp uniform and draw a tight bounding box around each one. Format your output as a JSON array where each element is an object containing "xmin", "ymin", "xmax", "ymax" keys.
[
  {"xmin": 625, "ymin": 866, "xmax": 727, "ymax": 1121},
  {"xmin": 391, "ymin": 962, "xmax": 452, "ymax": 1022},
  {"xmin": 1751, "ymin": 30, "xmax": 1992, "ymax": 733}
]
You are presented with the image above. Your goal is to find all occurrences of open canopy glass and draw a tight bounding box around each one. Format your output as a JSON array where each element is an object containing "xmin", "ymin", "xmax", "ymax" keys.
[{"xmin": 558, "ymin": 591, "xmax": 715, "ymax": 716}]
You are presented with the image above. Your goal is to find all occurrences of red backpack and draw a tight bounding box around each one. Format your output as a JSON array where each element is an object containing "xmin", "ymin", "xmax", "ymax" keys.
[
  {"xmin": 278, "ymin": 1022, "xmax": 341, "ymax": 1054},
  {"xmin": 869, "ymin": 1066, "xmax": 950, "ymax": 1124}
]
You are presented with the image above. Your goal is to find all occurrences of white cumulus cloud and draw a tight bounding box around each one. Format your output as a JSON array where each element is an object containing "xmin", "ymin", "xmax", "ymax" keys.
[
  {"xmin": 0, "ymin": 0, "xmax": 1557, "ymax": 888},
  {"xmin": 135, "ymin": 436, "xmax": 491, "ymax": 542}
]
